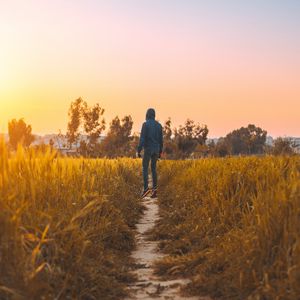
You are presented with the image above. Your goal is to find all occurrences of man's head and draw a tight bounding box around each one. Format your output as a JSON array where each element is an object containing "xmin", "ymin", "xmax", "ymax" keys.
[{"xmin": 146, "ymin": 108, "xmax": 156, "ymax": 120}]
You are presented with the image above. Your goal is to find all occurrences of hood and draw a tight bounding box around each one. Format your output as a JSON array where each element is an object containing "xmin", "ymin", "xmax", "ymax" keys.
[{"xmin": 146, "ymin": 108, "xmax": 156, "ymax": 120}]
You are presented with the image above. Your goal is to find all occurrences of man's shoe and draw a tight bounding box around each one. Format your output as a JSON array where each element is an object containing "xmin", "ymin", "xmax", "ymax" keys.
[
  {"xmin": 141, "ymin": 188, "xmax": 151, "ymax": 199},
  {"xmin": 150, "ymin": 189, "xmax": 157, "ymax": 198}
]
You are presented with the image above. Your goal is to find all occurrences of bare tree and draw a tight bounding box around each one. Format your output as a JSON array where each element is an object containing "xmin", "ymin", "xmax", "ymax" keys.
[
  {"xmin": 66, "ymin": 98, "xmax": 83, "ymax": 149},
  {"xmin": 81, "ymin": 102, "xmax": 105, "ymax": 156}
]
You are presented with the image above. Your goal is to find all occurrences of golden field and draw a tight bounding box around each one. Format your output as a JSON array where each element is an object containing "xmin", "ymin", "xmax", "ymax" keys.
[
  {"xmin": 0, "ymin": 140, "xmax": 143, "ymax": 299},
  {"xmin": 0, "ymin": 139, "xmax": 299, "ymax": 299},
  {"xmin": 154, "ymin": 156, "xmax": 300, "ymax": 299}
]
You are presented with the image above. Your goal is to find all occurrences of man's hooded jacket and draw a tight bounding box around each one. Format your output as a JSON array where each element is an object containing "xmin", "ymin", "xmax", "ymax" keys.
[{"xmin": 137, "ymin": 108, "xmax": 163, "ymax": 154}]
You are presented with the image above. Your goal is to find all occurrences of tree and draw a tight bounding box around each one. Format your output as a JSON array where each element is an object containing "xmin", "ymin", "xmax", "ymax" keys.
[
  {"xmin": 271, "ymin": 137, "xmax": 297, "ymax": 155},
  {"xmin": 49, "ymin": 138, "xmax": 55, "ymax": 148},
  {"xmin": 66, "ymin": 98, "xmax": 83, "ymax": 149},
  {"xmin": 162, "ymin": 118, "xmax": 177, "ymax": 158},
  {"xmin": 225, "ymin": 124, "xmax": 267, "ymax": 155},
  {"xmin": 81, "ymin": 102, "xmax": 105, "ymax": 156},
  {"xmin": 163, "ymin": 118, "xmax": 172, "ymax": 141},
  {"xmin": 100, "ymin": 115, "xmax": 134, "ymax": 157},
  {"xmin": 193, "ymin": 143, "xmax": 209, "ymax": 158},
  {"xmin": 214, "ymin": 138, "xmax": 230, "ymax": 157},
  {"xmin": 66, "ymin": 98, "xmax": 107, "ymax": 157},
  {"xmin": 247, "ymin": 124, "xmax": 267, "ymax": 154},
  {"xmin": 8, "ymin": 119, "xmax": 35, "ymax": 150},
  {"xmin": 175, "ymin": 119, "xmax": 209, "ymax": 158},
  {"xmin": 118, "ymin": 115, "xmax": 134, "ymax": 155},
  {"xmin": 128, "ymin": 133, "xmax": 140, "ymax": 157}
]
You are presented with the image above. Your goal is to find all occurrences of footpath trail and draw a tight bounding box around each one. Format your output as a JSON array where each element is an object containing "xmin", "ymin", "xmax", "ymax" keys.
[{"xmin": 126, "ymin": 195, "xmax": 209, "ymax": 300}]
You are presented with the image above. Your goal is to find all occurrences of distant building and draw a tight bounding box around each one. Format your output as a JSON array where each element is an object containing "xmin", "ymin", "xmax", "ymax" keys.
[
  {"xmin": 266, "ymin": 136, "xmax": 274, "ymax": 146},
  {"xmin": 265, "ymin": 136, "xmax": 300, "ymax": 153},
  {"xmin": 290, "ymin": 137, "xmax": 300, "ymax": 153},
  {"xmin": 31, "ymin": 133, "xmax": 106, "ymax": 155},
  {"xmin": 206, "ymin": 138, "xmax": 219, "ymax": 145}
]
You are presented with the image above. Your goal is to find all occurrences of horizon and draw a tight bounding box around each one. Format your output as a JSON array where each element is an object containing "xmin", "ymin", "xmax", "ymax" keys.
[
  {"xmin": 1, "ymin": 129, "xmax": 300, "ymax": 140},
  {"xmin": 1, "ymin": 0, "xmax": 299, "ymax": 137}
]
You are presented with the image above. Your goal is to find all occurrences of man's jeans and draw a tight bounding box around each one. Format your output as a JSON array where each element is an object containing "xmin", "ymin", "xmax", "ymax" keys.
[{"xmin": 142, "ymin": 151, "xmax": 158, "ymax": 191}]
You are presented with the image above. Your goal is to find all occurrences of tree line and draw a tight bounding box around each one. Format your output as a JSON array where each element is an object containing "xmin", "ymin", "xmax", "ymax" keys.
[{"xmin": 6, "ymin": 98, "xmax": 299, "ymax": 158}]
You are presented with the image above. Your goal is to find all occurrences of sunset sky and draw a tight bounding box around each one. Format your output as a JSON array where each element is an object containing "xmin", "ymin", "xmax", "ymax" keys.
[{"xmin": 0, "ymin": 0, "xmax": 299, "ymax": 137}]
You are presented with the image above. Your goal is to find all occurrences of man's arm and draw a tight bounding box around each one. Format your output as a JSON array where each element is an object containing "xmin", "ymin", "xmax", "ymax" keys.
[
  {"xmin": 137, "ymin": 123, "xmax": 146, "ymax": 154},
  {"xmin": 159, "ymin": 124, "xmax": 163, "ymax": 156}
]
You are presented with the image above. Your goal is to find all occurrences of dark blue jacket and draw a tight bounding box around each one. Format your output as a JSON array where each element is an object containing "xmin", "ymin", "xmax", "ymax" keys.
[{"xmin": 138, "ymin": 109, "xmax": 163, "ymax": 154}]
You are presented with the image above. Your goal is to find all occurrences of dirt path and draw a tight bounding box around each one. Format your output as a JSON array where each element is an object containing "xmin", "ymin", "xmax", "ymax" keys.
[{"xmin": 126, "ymin": 195, "xmax": 208, "ymax": 300}]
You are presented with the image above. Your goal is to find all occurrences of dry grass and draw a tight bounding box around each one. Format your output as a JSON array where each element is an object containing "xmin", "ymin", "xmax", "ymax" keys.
[
  {"xmin": 2, "ymin": 139, "xmax": 299, "ymax": 299},
  {"xmin": 153, "ymin": 156, "xmax": 300, "ymax": 300},
  {"xmin": 0, "ymin": 140, "xmax": 143, "ymax": 300}
]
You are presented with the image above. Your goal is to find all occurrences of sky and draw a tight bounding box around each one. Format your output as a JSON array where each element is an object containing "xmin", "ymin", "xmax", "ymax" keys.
[{"xmin": 0, "ymin": 0, "xmax": 299, "ymax": 137}]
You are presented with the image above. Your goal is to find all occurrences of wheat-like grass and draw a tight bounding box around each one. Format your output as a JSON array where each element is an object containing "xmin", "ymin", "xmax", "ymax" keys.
[
  {"xmin": 0, "ymin": 140, "xmax": 143, "ymax": 299},
  {"xmin": 154, "ymin": 156, "xmax": 300, "ymax": 300}
]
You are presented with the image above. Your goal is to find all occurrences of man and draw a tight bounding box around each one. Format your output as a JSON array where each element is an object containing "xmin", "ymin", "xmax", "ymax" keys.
[{"xmin": 137, "ymin": 108, "xmax": 163, "ymax": 198}]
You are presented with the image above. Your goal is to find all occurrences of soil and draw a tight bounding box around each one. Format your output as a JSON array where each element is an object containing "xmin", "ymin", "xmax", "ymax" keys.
[{"xmin": 126, "ymin": 195, "xmax": 211, "ymax": 300}]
